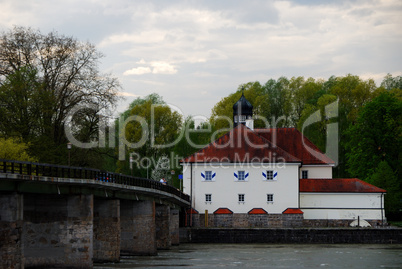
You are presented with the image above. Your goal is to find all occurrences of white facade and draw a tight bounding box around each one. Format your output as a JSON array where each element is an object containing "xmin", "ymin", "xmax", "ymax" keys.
[
  {"xmin": 300, "ymin": 193, "xmax": 385, "ymax": 220},
  {"xmin": 300, "ymin": 165, "xmax": 332, "ymax": 179},
  {"xmin": 182, "ymin": 162, "xmax": 300, "ymax": 214}
]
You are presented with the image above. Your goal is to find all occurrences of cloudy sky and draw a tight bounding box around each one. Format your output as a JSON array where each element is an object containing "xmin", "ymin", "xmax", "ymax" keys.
[{"xmin": 0, "ymin": 0, "xmax": 401, "ymax": 118}]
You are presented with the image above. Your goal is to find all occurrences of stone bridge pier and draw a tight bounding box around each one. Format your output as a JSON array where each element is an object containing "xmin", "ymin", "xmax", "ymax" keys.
[
  {"xmin": 23, "ymin": 193, "xmax": 94, "ymax": 268},
  {"xmin": 0, "ymin": 192, "xmax": 184, "ymax": 269}
]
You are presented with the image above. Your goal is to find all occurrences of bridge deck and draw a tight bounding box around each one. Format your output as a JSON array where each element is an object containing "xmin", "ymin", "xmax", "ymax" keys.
[{"xmin": 0, "ymin": 159, "xmax": 190, "ymax": 207}]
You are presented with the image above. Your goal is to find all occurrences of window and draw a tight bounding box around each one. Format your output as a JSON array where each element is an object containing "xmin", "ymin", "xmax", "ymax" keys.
[
  {"xmin": 302, "ymin": 170, "xmax": 308, "ymax": 179},
  {"xmin": 266, "ymin": 170, "xmax": 273, "ymax": 180},
  {"xmin": 202, "ymin": 171, "xmax": 215, "ymax": 181},
  {"xmin": 238, "ymin": 171, "xmax": 245, "ymax": 181},
  {"xmin": 267, "ymin": 194, "xmax": 274, "ymax": 203},
  {"xmin": 205, "ymin": 194, "xmax": 212, "ymax": 203},
  {"xmin": 239, "ymin": 115, "xmax": 246, "ymax": 122},
  {"xmin": 238, "ymin": 194, "xmax": 245, "ymax": 203},
  {"xmin": 205, "ymin": 171, "xmax": 212, "ymax": 181}
]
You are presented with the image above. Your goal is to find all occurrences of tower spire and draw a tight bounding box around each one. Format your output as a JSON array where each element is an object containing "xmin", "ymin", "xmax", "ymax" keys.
[{"xmin": 233, "ymin": 90, "xmax": 253, "ymax": 129}]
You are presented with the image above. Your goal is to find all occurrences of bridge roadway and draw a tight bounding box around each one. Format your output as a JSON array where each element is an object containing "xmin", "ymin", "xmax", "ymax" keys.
[{"xmin": 0, "ymin": 159, "xmax": 190, "ymax": 269}]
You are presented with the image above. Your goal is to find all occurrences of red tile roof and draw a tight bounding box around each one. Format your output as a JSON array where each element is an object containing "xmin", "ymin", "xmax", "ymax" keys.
[
  {"xmin": 254, "ymin": 128, "xmax": 335, "ymax": 165},
  {"xmin": 248, "ymin": 208, "xmax": 268, "ymax": 214},
  {"xmin": 181, "ymin": 124, "xmax": 301, "ymax": 163},
  {"xmin": 282, "ymin": 208, "xmax": 304, "ymax": 214},
  {"xmin": 300, "ymin": 178, "xmax": 386, "ymax": 193},
  {"xmin": 213, "ymin": 208, "xmax": 233, "ymax": 214}
]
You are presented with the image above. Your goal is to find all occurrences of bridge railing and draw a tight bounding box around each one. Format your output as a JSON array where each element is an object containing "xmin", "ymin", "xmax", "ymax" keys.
[{"xmin": 0, "ymin": 159, "xmax": 190, "ymax": 202}]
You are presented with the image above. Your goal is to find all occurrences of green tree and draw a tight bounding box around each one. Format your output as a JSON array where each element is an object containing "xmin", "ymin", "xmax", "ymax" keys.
[
  {"xmin": 119, "ymin": 94, "xmax": 182, "ymax": 178},
  {"xmin": 369, "ymin": 161, "xmax": 401, "ymax": 218},
  {"xmin": 381, "ymin": 73, "xmax": 402, "ymax": 91},
  {"xmin": 346, "ymin": 91, "xmax": 401, "ymax": 179},
  {"xmin": 173, "ymin": 116, "xmax": 213, "ymax": 162},
  {"xmin": 346, "ymin": 91, "xmax": 401, "ymax": 218},
  {"xmin": 210, "ymin": 82, "xmax": 266, "ymax": 131},
  {"xmin": 262, "ymin": 77, "xmax": 292, "ymax": 127},
  {"xmin": 298, "ymin": 94, "xmax": 338, "ymax": 152},
  {"xmin": 289, "ymin": 76, "xmax": 324, "ymax": 125},
  {"xmin": 0, "ymin": 137, "xmax": 37, "ymax": 162},
  {"xmin": 0, "ymin": 66, "xmax": 43, "ymax": 140},
  {"xmin": 0, "ymin": 26, "xmax": 120, "ymax": 165}
]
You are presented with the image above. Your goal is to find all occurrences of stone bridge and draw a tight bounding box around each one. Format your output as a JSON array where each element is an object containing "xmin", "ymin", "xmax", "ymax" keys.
[{"xmin": 0, "ymin": 159, "xmax": 190, "ymax": 268}]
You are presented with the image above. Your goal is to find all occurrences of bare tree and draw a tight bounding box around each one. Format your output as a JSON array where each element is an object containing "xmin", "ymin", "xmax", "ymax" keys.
[{"xmin": 0, "ymin": 26, "xmax": 121, "ymax": 163}]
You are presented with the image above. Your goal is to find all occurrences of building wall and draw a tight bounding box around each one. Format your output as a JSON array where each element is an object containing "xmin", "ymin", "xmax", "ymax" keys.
[
  {"xmin": 182, "ymin": 163, "xmax": 300, "ymax": 214},
  {"xmin": 300, "ymin": 166, "xmax": 332, "ymax": 179},
  {"xmin": 300, "ymin": 193, "xmax": 385, "ymax": 220}
]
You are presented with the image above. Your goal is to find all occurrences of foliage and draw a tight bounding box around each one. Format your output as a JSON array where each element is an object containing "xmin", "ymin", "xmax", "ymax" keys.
[
  {"xmin": 118, "ymin": 93, "xmax": 182, "ymax": 179},
  {"xmin": 381, "ymin": 74, "xmax": 402, "ymax": 91},
  {"xmin": 346, "ymin": 91, "xmax": 401, "ymax": 180},
  {"xmin": 210, "ymin": 82, "xmax": 266, "ymax": 131},
  {"xmin": 369, "ymin": 161, "xmax": 401, "ymax": 218},
  {"xmin": 173, "ymin": 117, "xmax": 213, "ymax": 163},
  {"xmin": 0, "ymin": 137, "xmax": 37, "ymax": 162},
  {"xmin": 345, "ymin": 91, "xmax": 401, "ymax": 218},
  {"xmin": 151, "ymin": 154, "xmax": 170, "ymax": 182},
  {"xmin": 0, "ymin": 26, "xmax": 120, "ymax": 166}
]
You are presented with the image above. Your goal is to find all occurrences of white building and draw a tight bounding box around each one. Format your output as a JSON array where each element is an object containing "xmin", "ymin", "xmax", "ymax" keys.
[{"xmin": 181, "ymin": 94, "xmax": 386, "ymax": 227}]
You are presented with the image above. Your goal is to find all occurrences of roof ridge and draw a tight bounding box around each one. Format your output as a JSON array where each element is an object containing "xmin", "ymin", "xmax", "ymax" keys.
[{"xmin": 180, "ymin": 124, "xmax": 302, "ymax": 163}]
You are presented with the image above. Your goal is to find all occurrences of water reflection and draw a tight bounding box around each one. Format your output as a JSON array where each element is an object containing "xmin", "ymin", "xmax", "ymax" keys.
[{"xmin": 95, "ymin": 244, "xmax": 402, "ymax": 268}]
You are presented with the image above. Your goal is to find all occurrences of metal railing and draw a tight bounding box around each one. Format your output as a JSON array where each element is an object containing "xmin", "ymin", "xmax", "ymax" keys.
[{"xmin": 0, "ymin": 159, "xmax": 190, "ymax": 202}]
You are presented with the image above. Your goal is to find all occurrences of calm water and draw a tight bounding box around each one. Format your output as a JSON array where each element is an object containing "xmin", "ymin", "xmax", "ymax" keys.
[{"xmin": 95, "ymin": 244, "xmax": 402, "ymax": 269}]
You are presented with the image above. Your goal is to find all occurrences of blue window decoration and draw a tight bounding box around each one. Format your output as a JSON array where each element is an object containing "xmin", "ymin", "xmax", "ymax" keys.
[
  {"xmin": 234, "ymin": 171, "xmax": 249, "ymax": 181},
  {"xmin": 263, "ymin": 170, "xmax": 278, "ymax": 180},
  {"xmin": 202, "ymin": 171, "xmax": 216, "ymax": 181}
]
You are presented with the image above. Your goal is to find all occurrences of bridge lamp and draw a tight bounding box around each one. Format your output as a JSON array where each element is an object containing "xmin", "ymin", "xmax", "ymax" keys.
[{"xmin": 67, "ymin": 142, "xmax": 72, "ymax": 166}]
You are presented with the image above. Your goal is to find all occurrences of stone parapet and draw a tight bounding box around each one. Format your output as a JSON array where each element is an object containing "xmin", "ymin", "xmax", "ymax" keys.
[
  {"xmin": 194, "ymin": 213, "xmax": 303, "ymax": 228},
  {"xmin": 187, "ymin": 228, "xmax": 402, "ymax": 244}
]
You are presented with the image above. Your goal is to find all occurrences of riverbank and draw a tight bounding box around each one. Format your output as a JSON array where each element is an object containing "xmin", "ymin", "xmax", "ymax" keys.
[{"xmin": 180, "ymin": 227, "xmax": 402, "ymax": 244}]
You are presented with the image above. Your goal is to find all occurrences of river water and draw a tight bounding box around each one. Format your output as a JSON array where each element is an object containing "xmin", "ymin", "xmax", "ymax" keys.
[{"xmin": 95, "ymin": 244, "xmax": 402, "ymax": 268}]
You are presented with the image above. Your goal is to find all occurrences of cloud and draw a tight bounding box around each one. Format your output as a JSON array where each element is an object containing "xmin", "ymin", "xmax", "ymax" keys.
[
  {"xmin": 123, "ymin": 61, "xmax": 177, "ymax": 75},
  {"xmin": 123, "ymin": 66, "xmax": 152, "ymax": 75},
  {"xmin": 117, "ymin": 91, "xmax": 141, "ymax": 97},
  {"xmin": 1, "ymin": 0, "xmax": 401, "ymax": 118},
  {"xmin": 151, "ymin": 61, "xmax": 177, "ymax": 74}
]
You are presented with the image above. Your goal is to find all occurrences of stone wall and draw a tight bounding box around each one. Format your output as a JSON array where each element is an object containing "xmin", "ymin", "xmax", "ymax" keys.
[
  {"xmin": 170, "ymin": 209, "xmax": 180, "ymax": 245},
  {"xmin": 187, "ymin": 228, "xmax": 402, "ymax": 244},
  {"xmin": 120, "ymin": 200, "xmax": 157, "ymax": 256},
  {"xmin": 0, "ymin": 193, "xmax": 23, "ymax": 269},
  {"xmin": 155, "ymin": 204, "xmax": 171, "ymax": 250},
  {"xmin": 303, "ymin": 219, "xmax": 385, "ymax": 228},
  {"xmin": 93, "ymin": 199, "xmax": 120, "ymax": 263},
  {"xmin": 190, "ymin": 213, "xmax": 383, "ymax": 228},
  {"xmin": 23, "ymin": 194, "xmax": 93, "ymax": 268},
  {"xmin": 194, "ymin": 213, "xmax": 303, "ymax": 228}
]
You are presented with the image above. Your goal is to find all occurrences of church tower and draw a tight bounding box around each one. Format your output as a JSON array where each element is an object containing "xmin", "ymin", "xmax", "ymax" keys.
[{"xmin": 233, "ymin": 91, "xmax": 254, "ymax": 129}]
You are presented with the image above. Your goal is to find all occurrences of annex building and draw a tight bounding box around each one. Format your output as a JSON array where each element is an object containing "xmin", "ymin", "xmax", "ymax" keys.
[{"xmin": 180, "ymin": 93, "xmax": 386, "ymax": 228}]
